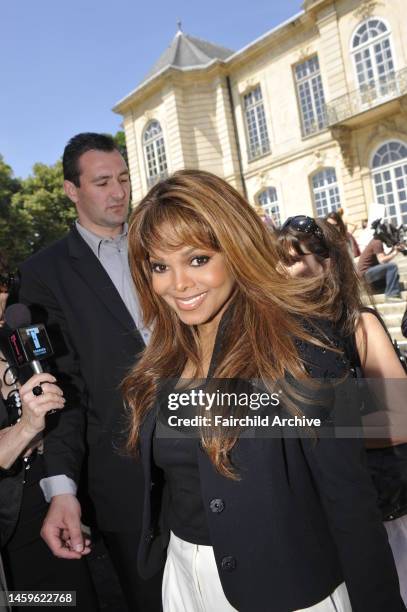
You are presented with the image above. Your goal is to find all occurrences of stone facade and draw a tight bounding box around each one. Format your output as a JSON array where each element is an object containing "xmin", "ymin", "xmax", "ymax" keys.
[{"xmin": 113, "ymin": 0, "xmax": 407, "ymax": 233}]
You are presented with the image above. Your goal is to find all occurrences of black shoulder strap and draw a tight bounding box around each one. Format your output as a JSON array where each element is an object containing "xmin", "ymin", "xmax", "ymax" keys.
[
  {"xmin": 402, "ymin": 307, "xmax": 407, "ymax": 338},
  {"xmin": 343, "ymin": 307, "xmax": 390, "ymax": 374},
  {"xmin": 360, "ymin": 306, "xmax": 391, "ymax": 339}
]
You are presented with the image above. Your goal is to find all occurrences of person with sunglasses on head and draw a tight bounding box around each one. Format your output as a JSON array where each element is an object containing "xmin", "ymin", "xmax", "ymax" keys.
[
  {"xmin": 278, "ymin": 215, "xmax": 407, "ymax": 605},
  {"xmin": 121, "ymin": 172, "xmax": 405, "ymax": 612}
]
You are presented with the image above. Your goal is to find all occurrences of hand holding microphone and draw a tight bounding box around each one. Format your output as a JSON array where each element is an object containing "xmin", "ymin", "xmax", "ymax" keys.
[
  {"xmin": 0, "ymin": 303, "xmax": 64, "ymax": 429},
  {"xmin": 0, "ymin": 344, "xmax": 65, "ymax": 470},
  {"xmin": 18, "ymin": 373, "xmax": 65, "ymax": 438}
]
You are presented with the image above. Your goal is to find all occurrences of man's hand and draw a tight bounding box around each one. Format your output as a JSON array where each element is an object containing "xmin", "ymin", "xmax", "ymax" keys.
[{"xmin": 41, "ymin": 494, "xmax": 91, "ymax": 559}]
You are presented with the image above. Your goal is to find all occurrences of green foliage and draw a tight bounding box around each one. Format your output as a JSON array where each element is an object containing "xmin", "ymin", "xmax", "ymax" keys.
[
  {"xmin": 0, "ymin": 158, "xmax": 76, "ymax": 270},
  {"xmin": 0, "ymin": 155, "xmax": 21, "ymax": 214},
  {"xmin": 0, "ymin": 155, "xmax": 29, "ymax": 271},
  {"xmin": 12, "ymin": 161, "xmax": 76, "ymax": 254},
  {"xmin": 113, "ymin": 130, "xmax": 128, "ymax": 164}
]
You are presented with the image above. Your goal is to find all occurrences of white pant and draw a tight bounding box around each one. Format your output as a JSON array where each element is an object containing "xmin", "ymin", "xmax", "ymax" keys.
[
  {"xmin": 384, "ymin": 514, "xmax": 407, "ymax": 606},
  {"xmin": 162, "ymin": 532, "xmax": 352, "ymax": 612}
]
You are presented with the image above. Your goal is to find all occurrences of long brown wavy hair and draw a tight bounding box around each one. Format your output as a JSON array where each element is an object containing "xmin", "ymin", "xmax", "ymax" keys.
[
  {"xmin": 123, "ymin": 170, "xmax": 338, "ymax": 477},
  {"xmin": 277, "ymin": 217, "xmax": 365, "ymax": 336}
]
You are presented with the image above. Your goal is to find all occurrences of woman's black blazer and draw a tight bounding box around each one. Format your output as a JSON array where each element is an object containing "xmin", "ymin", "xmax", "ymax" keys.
[
  {"xmin": 0, "ymin": 397, "xmax": 24, "ymax": 548},
  {"xmin": 136, "ymin": 321, "xmax": 405, "ymax": 612}
]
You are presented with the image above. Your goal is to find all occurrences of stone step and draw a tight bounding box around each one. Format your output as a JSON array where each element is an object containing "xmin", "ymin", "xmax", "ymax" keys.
[
  {"xmin": 362, "ymin": 285, "xmax": 406, "ymax": 343},
  {"xmin": 380, "ymin": 313, "xmax": 404, "ymax": 327},
  {"xmin": 387, "ymin": 327, "xmax": 406, "ymax": 343},
  {"xmin": 374, "ymin": 302, "xmax": 406, "ymax": 315},
  {"xmin": 364, "ymin": 290, "xmax": 407, "ymax": 304}
]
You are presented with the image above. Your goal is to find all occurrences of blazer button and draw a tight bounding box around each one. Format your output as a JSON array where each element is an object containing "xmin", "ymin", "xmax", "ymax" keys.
[
  {"xmin": 209, "ymin": 498, "xmax": 225, "ymax": 513},
  {"xmin": 145, "ymin": 528, "xmax": 154, "ymax": 543},
  {"xmin": 221, "ymin": 556, "xmax": 236, "ymax": 572}
]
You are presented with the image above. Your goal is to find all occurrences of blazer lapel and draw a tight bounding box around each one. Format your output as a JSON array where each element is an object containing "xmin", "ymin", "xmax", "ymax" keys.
[{"xmin": 67, "ymin": 226, "xmax": 140, "ymax": 337}]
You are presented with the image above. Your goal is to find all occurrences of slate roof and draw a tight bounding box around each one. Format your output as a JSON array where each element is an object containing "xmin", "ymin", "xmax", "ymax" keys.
[{"xmin": 142, "ymin": 29, "xmax": 234, "ymax": 83}]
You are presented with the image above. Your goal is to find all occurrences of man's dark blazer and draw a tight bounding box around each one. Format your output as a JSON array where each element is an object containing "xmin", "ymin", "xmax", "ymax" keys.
[
  {"xmin": 137, "ymin": 321, "xmax": 405, "ymax": 612},
  {"xmin": 19, "ymin": 225, "xmax": 145, "ymax": 531}
]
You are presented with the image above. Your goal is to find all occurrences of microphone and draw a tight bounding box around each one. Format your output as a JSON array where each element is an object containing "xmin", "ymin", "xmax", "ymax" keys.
[
  {"xmin": 5, "ymin": 304, "xmax": 54, "ymax": 375},
  {"xmin": 4, "ymin": 303, "xmax": 31, "ymax": 330},
  {"xmin": 2, "ymin": 304, "xmax": 58, "ymax": 423}
]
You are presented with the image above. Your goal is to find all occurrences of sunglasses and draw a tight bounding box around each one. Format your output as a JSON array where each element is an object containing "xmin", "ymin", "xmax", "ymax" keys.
[{"xmin": 281, "ymin": 215, "xmax": 324, "ymax": 239}]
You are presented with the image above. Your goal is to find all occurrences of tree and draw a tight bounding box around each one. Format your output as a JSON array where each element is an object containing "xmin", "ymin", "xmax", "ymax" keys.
[
  {"xmin": 11, "ymin": 161, "xmax": 76, "ymax": 256},
  {"xmin": 113, "ymin": 130, "xmax": 128, "ymax": 165},
  {"xmin": 0, "ymin": 155, "xmax": 32, "ymax": 270}
]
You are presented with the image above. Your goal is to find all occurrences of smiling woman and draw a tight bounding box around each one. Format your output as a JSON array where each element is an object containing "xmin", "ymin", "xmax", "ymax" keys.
[
  {"xmin": 149, "ymin": 244, "xmax": 235, "ymax": 327},
  {"xmin": 122, "ymin": 169, "xmax": 405, "ymax": 612}
]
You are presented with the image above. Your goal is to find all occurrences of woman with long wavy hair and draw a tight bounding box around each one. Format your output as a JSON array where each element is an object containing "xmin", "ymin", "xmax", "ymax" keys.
[
  {"xmin": 278, "ymin": 215, "xmax": 407, "ymax": 605},
  {"xmin": 122, "ymin": 170, "xmax": 404, "ymax": 612}
]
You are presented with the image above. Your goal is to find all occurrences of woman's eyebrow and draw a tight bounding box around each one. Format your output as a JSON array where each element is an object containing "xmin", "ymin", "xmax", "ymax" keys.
[{"xmin": 149, "ymin": 246, "xmax": 208, "ymax": 261}]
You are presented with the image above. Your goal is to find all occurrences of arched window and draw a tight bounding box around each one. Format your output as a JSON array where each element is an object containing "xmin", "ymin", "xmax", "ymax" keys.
[
  {"xmin": 311, "ymin": 168, "xmax": 341, "ymax": 217},
  {"xmin": 371, "ymin": 141, "xmax": 407, "ymax": 226},
  {"xmin": 143, "ymin": 120, "xmax": 168, "ymax": 187},
  {"xmin": 257, "ymin": 187, "xmax": 281, "ymax": 227},
  {"xmin": 351, "ymin": 19, "xmax": 395, "ymax": 102}
]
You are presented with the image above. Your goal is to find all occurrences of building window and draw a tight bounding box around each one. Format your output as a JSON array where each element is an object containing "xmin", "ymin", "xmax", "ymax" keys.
[
  {"xmin": 371, "ymin": 141, "xmax": 407, "ymax": 226},
  {"xmin": 294, "ymin": 56, "xmax": 327, "ymax": 137},
  {"xmin": 352, "ymin": 19, "xmax": 395, "ymax": 103},
  {"xmin": 243, "ymin": 85, "xmax": 270, "ymax": 161},
  {"xmin": 311, "ymin": 168, "xmax": 341, "ymax": 217},
  {"xmin": 143, "ymin": 120, "xmax": 168, "ymax": 187},
  {"xmin": 257, "ymin": 187, "xmax": 281, "ymax": 227}
]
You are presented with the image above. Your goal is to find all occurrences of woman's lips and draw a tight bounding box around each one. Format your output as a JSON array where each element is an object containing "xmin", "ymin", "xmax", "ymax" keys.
[{"xmin": 174, "ymin": 291, "xmax": 208, "ymax": 311}]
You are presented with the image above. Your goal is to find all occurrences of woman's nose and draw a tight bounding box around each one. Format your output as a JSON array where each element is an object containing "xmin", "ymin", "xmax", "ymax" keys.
[{"xmin": 173, "ymin": 268, "xmax": 194, "ymax": 292}]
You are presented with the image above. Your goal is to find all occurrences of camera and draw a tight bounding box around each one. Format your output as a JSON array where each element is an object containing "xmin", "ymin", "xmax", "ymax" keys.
[{"xmin": 371, "ymin": 218, "xmax": 407, "ymax": 255}]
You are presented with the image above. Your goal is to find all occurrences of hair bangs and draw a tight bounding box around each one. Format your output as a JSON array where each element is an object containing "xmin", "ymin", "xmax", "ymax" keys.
[{"xmin": 138, "ymin": 201, "xmax": 220, "ymax": 256}]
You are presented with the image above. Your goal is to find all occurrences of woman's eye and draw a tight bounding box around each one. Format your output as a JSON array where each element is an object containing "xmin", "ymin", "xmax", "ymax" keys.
[
  {"xmin": 150, "ymin": 262, "xmax": 167, "ymax": 273},
  {"xmin": 191, "ymin": 255, "xmax": 210, "ymax": 266}
]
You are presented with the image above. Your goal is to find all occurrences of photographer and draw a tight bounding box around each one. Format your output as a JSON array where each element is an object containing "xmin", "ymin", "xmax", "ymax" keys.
[{"xmin": 357, "ymin": 236, "xmax": 404, "ymax": 301}]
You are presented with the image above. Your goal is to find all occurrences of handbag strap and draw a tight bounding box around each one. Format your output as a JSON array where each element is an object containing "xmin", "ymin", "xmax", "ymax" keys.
[{"xmin": 359, "ymin": 307, "xmax": 407, "ymax": 374}]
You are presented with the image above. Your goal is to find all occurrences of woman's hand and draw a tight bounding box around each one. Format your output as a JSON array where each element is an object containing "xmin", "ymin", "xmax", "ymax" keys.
[
  {"xmin": 0, "ymin": 291, "xmax": 8, "ymax": 327},
  {"xmin": 19, "ymin": 374, "xmax": 65, "ymax": 438}
]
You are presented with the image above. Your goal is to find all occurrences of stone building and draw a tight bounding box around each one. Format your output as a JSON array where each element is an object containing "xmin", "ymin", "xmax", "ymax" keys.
[{"xmin": 113, "ymin": 0, "xmax": 407, "ymax": 230}]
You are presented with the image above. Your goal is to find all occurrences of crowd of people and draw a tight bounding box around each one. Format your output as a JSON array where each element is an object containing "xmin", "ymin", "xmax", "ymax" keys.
[{"xmin": 0, "ymin": 132, "xmax": 406, "ymax": 612}]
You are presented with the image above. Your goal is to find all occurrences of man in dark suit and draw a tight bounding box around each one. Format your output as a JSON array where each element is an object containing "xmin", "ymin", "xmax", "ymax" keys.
[{"xmin": 18, "ymin": 133, "xmax": 162, "ymax": 611}]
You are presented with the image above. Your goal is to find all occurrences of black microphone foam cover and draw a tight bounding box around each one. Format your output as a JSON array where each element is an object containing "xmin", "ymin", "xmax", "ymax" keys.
[{"xmin": 4, "ymin": 304, "xmax": 31, "ymax": 329}]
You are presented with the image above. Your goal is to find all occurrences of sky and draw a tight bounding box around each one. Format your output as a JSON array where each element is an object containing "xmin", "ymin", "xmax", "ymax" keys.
[{"xmin": 0, "ymin": 0, "xmax": 303, "ymax": 179}]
